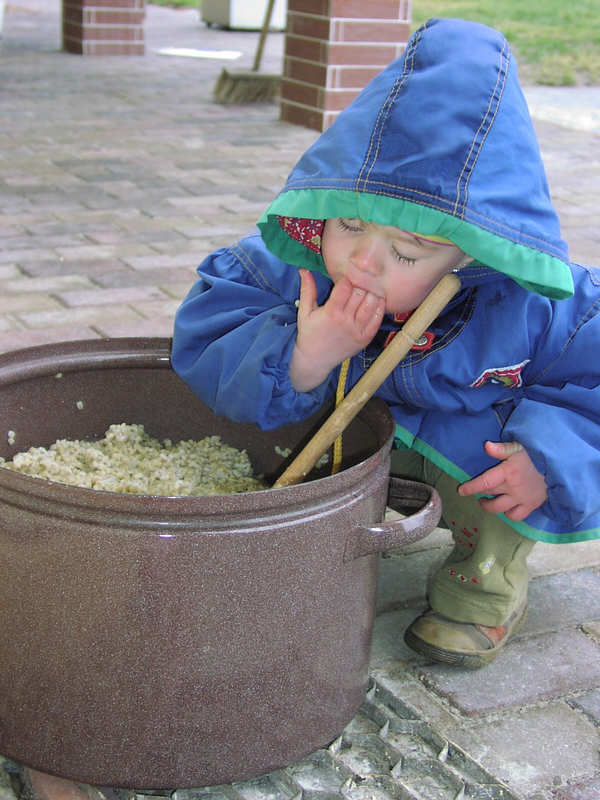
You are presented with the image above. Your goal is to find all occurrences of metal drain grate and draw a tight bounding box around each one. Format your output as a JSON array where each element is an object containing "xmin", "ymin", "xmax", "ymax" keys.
[{"xmin": 3, "ymin": 678, "xmax": 519, "ymax": 800}]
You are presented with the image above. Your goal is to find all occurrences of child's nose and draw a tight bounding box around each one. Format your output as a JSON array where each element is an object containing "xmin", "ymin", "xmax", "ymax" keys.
[{"xmin": 351, "ymin": 239, "xmax": 382, "ymax": 274}]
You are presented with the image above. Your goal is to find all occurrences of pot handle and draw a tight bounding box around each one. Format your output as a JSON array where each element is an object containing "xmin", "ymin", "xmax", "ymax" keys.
[{"xmin": 344, "ymin": 478, "xmax": 442, "ymax": 562}]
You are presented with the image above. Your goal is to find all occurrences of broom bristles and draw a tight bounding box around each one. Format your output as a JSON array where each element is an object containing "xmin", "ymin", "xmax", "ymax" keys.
[{"xmin": 213, "ymin": 68, "xmax": 281, "ymax": 104}]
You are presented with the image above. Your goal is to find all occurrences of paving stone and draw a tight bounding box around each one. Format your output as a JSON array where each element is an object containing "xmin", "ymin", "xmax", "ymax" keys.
[
  {"xmin": 526, "ymin": 570, "xmax": 600, "ymax": 633},
  {"xmin": 370, "ymin": 607, "xmax": 428, "ymax": 667},
  {"xmin": 0, "ymin": 234, "xmax": 89, "ymax": 251},
  {"xmin": 94, "ymin": 318, "xmax": 175, "ymax": 339},
  {"xmin": 417, "ymin": 629, "xmax": 600, "ymax": 715},
  {"xmin": 54, "ymin": 285, "xmax": 169, "ymax": 308},
  {"xmin": 567, "ymin": 688, "xmax": 600, "ymax": 724},
  {"xmin": 446, "ymin": 703, "xmax": 600, "ymax": 797},
  {"xmin": 206, "ymin": 232, "xmax": 256, "ymax": 249},
  {"xmin": 123, "ymin": 254, "xmax": 200, "ymax": 271},
  {"xmin": 94, "ymin": 268, "xmax": 196, "ymax": 290},
  {"xmin": 527, "ymin": 540, "xmax": 600, "ymax": 577},
  {"xmin": 20, "ymin": 258, "xmax": 127, "ymax": 278},
  {"xmin": 552, "ymin": 779, "xmax": 600, "ymax": 799},
  {"xmin": 583, "ymin": 621, "xmax": 600, "ymax": 642},
  {"xmin": 55, "ymin": 243, "xmax": 157, "ymax": 261},
  {"xmin": 24, "ymin": 221, "xmax": 112, "ymax": 237},
  {"xmin": 31, "ymin": 190, "xmax": 111, "ymax": 208},
  {"xmin": 165, "ymin": 195, "xmax": 250, "ymax": 214},
  {"xmin": 133, "ymin": 298, "xmax": 182, "ymax": 319},
  {"xmin": 0, "ymin": 226, "xmax": 25, "ymax": 238},
  {"xmin": 0, "ymin": 327, "xmax": 99, "ymax": 355},
  {"xmin": 0, "ymin": 266, "xmax": 23, "ymax": 280},
  {"xmin": 375, "ymin": 548, "xmax": 449, "ymax": 613},
  {"xmin": 88, "ymin": 230, "xmax": 187, "ymax": 247},
  {"xmin": 161, "ymin": 282, "xmax": 197, "ymax": 302},
  {"xmin": 2, "ymin": 274, "xmax": 95, "ymax": 294},
  {"xmin": 1, "ymin": 292, "xmax": 63, "ymax": 313},
  {"xmin": 17, "ymin": 304, "xmax": 146, "ymax": 328},
  {"xmin": 0, "ymin": 247, "xmax": 57, "ymax": 265},
  {"xmin": 56, "ymin": 209, "xmax": 147, "ymax": 226},
  {"xmin": 0, "ymin": 314, "xmax": 17, "ymax": 332}
]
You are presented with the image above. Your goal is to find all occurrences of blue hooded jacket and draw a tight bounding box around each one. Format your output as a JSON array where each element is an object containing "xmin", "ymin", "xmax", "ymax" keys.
[{"xmin": 172, "ymin": 18, "xmax": 600, "ymax": 544}]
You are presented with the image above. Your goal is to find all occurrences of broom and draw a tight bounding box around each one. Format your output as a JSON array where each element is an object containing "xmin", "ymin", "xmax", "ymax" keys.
[{"xmin": 213, "ymin": 0, "xmax": 282, "ymax": 104}]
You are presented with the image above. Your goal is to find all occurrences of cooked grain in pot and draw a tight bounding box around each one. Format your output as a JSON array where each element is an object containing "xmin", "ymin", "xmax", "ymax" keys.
[{"xmin": 1, "ymin": 423, "xmax": 267, "ymax": 496}]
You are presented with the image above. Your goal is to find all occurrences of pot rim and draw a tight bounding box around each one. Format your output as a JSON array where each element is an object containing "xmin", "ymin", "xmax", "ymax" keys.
[{"xmin": 0, "ymin": 337, "xmax": 395, "ymax": 517}]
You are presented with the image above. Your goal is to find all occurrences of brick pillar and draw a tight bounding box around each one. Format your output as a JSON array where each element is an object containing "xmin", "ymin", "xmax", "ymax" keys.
[
  {"xmin": 62, "ymin": 0, "xmax": 145, "ymax": 55},
  {"xmin": 281, "ymin": 0, "xmax": 412, "ymax": 131}
]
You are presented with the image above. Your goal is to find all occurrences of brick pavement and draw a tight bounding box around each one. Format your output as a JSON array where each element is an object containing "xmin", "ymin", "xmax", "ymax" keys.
[{"xmin": 1, "ymin": 2, "xmax": 600, "ymax": 799}]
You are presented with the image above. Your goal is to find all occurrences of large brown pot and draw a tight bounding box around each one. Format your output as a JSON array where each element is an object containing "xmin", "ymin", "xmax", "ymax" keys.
[{"xmin": 0, "ymin": 338, "xmax": 440, "ymax": 789}]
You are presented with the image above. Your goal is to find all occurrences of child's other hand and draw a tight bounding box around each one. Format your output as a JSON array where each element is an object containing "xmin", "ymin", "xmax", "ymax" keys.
[
  {"xmin": 458, "ymin": 440, "xmax": 548, "ymax": 521},
  {"xmin": 290, "ymin": 269, "xmax": 385, "ymax": 391}
]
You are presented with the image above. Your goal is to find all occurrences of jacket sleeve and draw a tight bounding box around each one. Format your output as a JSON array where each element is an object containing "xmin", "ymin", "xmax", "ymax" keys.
[
  {"xmin": 171, "ymin": 237, "xmax": 337, "ymax": 429},
  {"xmin": 502, "ymin": 269, "xmax": 600, "ymax": 529}
]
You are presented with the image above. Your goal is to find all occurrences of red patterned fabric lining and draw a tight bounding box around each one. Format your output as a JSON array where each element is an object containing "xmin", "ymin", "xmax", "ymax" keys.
[{"xmin": 278, "ymin": 216, "xmax": 324, "ymax": 254}]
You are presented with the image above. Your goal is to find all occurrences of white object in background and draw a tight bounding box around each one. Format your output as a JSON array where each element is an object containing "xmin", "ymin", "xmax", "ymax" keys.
[
  {"xmin": 201, "ymin": 0, "xmax": 287, "ymax": 31},
  {"xmin": 0, "ymin": 0, "xmax": 5, "ymax": 37},
  {"xmin": 157, "ymin": 47, "xmax": 243, "ymax": 59}
]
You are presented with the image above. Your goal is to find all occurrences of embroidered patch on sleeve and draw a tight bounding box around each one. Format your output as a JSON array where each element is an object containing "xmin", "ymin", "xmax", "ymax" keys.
[
  {"xmin": 382, "ymin": 310, "xmax": 435, "ymax": 351},
  {"xmin": 470, "ymin": 359, "xmax": 530, "ymax": 389},
  {"xmin": 384, "ymin": 329, "xmax": 435, "ymax": 351}
]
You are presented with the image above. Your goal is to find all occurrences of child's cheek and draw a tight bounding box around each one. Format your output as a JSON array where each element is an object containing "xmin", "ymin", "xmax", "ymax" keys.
[{"xmin": 323, "ymin": 257, "xmax": 345, "ymax": 284}]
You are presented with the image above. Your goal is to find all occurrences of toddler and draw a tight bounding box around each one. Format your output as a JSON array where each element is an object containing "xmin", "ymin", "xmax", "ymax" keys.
[{"xmin": 172, "ymin": 18, "xmax": 600, "ymax": 668}]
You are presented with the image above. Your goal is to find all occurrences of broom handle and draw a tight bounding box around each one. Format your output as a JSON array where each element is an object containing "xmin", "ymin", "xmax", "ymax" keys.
[
  {"xmin": 252, "ymin": 0, "xmax": 277, "ymax": 72},
  {"xmin": 273, "ymin": 272, "xmax": 461, "ymax": 488}
]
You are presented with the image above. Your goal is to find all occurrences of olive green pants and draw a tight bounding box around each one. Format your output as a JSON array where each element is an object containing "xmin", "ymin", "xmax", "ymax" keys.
[{"xmin": 391, "ymin": 448, "xmax": 535, "ymax": 626}]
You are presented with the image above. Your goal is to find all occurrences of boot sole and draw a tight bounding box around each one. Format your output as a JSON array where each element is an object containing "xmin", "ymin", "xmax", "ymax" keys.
[{"xmin": 404, "ymin": 604, "xmax": 528, "ymax": 670}]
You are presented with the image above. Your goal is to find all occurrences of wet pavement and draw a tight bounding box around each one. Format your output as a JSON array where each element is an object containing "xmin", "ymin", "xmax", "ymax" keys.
[{"xmin": 1, "ymin": 2, "xmax": 600, "ymax": 799}]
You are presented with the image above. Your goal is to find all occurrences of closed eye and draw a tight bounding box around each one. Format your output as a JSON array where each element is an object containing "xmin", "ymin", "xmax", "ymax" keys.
[
  {"xmin": 391, "ymin": 248, "xmax": 416, "ymax": 266},
  {"xmin": 337, "ymin": 218, "xmax": 364, "ymax": 233},
  {"xmin": 337, "ymin": 218, "xmax": 417, "ymax": 264}
]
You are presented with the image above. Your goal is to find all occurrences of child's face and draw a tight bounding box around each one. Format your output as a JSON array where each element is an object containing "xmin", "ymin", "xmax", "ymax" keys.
[{"xmin": 321, "ymin": 218, "xmax": 469, "ymax": 314}]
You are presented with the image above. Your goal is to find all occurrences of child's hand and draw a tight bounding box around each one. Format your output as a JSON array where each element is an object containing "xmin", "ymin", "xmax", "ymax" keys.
[
  {"xmin": 290, "ymin": 269, "xmax": 385, "ymax": 391},
  {"xmin": 458, "ymin": 440, "xmax": 548, "ymax": 521}
]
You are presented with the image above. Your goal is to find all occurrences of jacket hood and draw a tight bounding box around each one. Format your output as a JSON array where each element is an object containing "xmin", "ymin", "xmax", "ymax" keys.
[{"xmin": 258, "ymin": 18, "xmax": 573, "ymax": 299}]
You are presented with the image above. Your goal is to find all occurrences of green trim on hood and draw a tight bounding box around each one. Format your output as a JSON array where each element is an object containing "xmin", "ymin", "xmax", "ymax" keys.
[
  {"xmin": 257, "ymin": 189, "xmax": 574, "ymax": 300},
  {"xmin": 394, "ymin": 423, "xmax": 600, "ymax": 544}
]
